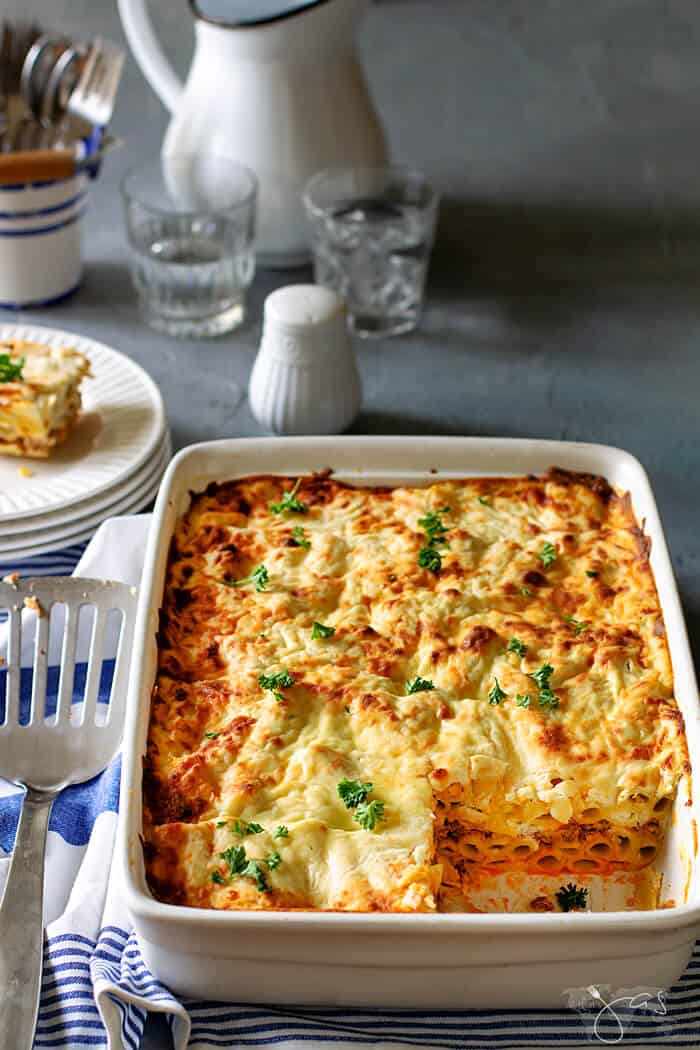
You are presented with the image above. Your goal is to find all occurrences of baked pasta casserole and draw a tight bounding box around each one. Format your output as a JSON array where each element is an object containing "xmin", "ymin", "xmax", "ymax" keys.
[
  {"xmin": 144, "ymin": 469, "xmax": 690, "ymax": 913},
  {"xmin": 0, "ymin": 340, "xmax": 91, "ymax": 458}
]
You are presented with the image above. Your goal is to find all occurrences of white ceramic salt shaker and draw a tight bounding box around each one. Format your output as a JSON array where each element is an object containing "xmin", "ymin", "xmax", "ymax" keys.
[{"xmin": 249, "ymin": 284, "xmax": 361, "ymax": 435}]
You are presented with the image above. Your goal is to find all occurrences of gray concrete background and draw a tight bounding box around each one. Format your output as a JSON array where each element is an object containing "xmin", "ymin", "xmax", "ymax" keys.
[{"xmin": 3, "ymin": 2, "xmax": 700, "ymax": 1044}]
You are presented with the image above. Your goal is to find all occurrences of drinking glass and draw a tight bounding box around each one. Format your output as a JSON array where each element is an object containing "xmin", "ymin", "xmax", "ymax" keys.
[
  {"xmin": 303, "ymin": 166, "xmax": 439, "ymax": 338},
  {"xmin": 122, "ymin": 156, "xmax": 257, "ymax": 338}
]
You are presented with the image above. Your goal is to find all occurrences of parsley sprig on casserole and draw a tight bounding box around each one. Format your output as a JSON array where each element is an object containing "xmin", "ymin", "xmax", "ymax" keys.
[
  {"xmin": 143, "ymin": 469, "xmax": 689, "ymax": 913},
  {"xmin": 0, "ymin": 340, "xmax": 91, "ymax": 458}
]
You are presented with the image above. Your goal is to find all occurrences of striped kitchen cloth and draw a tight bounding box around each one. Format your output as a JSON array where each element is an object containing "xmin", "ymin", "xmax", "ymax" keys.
[{"xmin": 1, "ymin": 515, "xmax": 700, "ymax": 1050}]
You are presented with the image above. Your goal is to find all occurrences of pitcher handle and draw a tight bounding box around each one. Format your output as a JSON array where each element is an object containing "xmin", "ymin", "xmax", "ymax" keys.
[{"xmin": 117, "ymin": 0, "xmax": 184, "ymax": 114}]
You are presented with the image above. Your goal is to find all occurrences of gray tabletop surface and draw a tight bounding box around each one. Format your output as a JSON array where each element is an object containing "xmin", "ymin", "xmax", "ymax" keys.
[{"xmin": 4, "ymin": 1, "xmax": 700, "ymax": 1046}]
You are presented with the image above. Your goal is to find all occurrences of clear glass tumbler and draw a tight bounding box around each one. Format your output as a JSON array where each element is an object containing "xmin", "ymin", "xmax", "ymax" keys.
[
  {"xmin": 303, "ymin": 166, "xmax": 439, "ymax": 338},
  {"xmin": 122, "ymin": 156, "xmax": 257, "ymax": 338}
]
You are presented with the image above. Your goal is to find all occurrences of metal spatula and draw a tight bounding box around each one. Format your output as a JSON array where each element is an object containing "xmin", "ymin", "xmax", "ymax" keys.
[{"xmin": 0, "ymin": 576, "xmax": 138, "ymax": 1050}]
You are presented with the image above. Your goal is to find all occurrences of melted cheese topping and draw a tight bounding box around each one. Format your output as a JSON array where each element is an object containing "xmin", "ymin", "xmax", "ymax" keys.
[
  {"xmin": 144, "ymin": 469, "xmax": 689, "ymax": 912},
  {"xmin": 0, "ymin": 340, "xmax": 90, "ymax": 457}
]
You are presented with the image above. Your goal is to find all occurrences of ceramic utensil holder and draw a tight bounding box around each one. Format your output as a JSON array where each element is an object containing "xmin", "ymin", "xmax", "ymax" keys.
[
  {"xmin": 249, "ymin": 284, "xmax": 361, "ymax": 435},
  {"xmin": 0, "ymin": 173, "xmax": 86, "ymax": 308}
]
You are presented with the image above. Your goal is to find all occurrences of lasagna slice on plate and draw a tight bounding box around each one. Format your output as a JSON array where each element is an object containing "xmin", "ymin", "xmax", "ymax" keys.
[{"xmin": 0, "ymin": 340, "xmax": 91, "ymax": 458}]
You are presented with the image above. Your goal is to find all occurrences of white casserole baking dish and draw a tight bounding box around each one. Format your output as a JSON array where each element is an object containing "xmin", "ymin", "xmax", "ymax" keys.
[{"xmin": 120, "ymin": 436, "xmax": 700, "ymax": 1008}]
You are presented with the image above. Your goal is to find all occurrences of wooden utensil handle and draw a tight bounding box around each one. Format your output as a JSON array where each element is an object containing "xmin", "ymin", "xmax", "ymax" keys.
[{"xmin": 0, "ymin": 150, "xmax": 76, "ymax": 185}]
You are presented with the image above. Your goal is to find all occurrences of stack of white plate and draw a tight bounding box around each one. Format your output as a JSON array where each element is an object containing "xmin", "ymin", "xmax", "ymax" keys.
[{"xmin": 0, "ymin": 323, "xmax": 170, "ymax": 560}]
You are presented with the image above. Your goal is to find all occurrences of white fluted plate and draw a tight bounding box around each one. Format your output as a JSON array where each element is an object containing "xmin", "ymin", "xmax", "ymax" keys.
[
  {"xmin": 0, "ymin": 323, "xmax": 165, "ymax": 521},
  {"xmin": 0, "ymin": 431, "xmax": 170, "ymax": 537},
  {"xmin": 0, "ymin": 438, "xmax": 170, "ymax": 559}
]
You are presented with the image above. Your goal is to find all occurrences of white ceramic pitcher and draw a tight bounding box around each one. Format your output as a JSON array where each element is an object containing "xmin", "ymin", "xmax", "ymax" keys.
[{"xmin": 117, "ymin": 0, "xmax": 388, "ymax": 267}]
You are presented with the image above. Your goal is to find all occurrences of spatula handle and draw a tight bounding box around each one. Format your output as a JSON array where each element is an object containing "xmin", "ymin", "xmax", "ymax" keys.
[
  {"xmin": 0, "ymin": 151, "xmax": 76, "ymax": 185},
  {"xmin": 0, "ymin": 788, "xmax": 55, "ymax": 1050}
]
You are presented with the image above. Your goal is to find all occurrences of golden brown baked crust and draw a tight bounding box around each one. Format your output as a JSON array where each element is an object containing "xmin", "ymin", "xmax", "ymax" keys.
[{"xmin": 143, "ymin": 470, "xmax": 689, "ymax": 912}]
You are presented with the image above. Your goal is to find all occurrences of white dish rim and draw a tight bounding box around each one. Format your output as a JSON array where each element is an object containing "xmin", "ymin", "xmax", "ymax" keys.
[{"xmin": 121, "ymin": 435, "xmax": 700, "ymax": 937}]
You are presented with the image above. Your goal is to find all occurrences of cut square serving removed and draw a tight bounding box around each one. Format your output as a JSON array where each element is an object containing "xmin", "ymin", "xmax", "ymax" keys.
[
  {"xmin": 0, "ymin": 339, "xmax": 91, "ymax": 458},
  {"xmin": 143, "ymin": 469, "xmax": 689, "ymax": 914}
]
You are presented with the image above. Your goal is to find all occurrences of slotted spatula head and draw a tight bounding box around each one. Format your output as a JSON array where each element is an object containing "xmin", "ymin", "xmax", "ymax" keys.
[
  {"xmin": 0, "ymin": 576, "xmax": 137, "ymax": 1050},
  {"xmin": 0, "ymin": 576, "xmax": 137, "ymax": 793}
]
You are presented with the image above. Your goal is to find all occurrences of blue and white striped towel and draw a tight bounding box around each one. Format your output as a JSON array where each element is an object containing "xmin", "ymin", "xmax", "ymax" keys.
[{"xmin": 1, "ymin": 515, "xmax": 700, "ymax": 1050}]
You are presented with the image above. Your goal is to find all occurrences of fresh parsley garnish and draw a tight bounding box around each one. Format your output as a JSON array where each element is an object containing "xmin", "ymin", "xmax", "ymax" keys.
[
  {"xmin": 338, "ymin": 779, "xmax": 385, "ymax": 830},
  {"xmin": 556, "ymin": 883, "xmax": 589, "ymax": 912},
  {"xmin": 220, "ymin": 844, "xmax": 247, "ymax": 876},
  {"xmin": 337, "ymin": 779, "xmax": 372, "ymax": 809},
  {"xmin": 0, "ymin": 353, "xmax": 25, "ymax": 383},
  {"xmin": 269, "ymin": 478, "xmax": 307, "ymax": 515},
  {"xmin": 227, "ymin": 564, "xmax": 269, "ymax": 591},
  {"xmin": 527, "ymin": 664, "xmax": 555, "ymax": 690},
  {"xmin": 219, "ymin": 844, "xmax": 271, "ymax": 891},
  {"xmin": 488, "ymin": 677, "xmax": 507, "ymax": 705},
  {"xmin": 526, "ymin": 664, "xmax": 561, "ymax": 711},
  {"xmin": 232, "ymin": 820, "xmax": 264, "ymax": 836},
  {"xmin": 416, "ymin": 506, "xmax": 451, "ymax": 574},
  {"xmin": 418, "ymin": 546, "xmax": 443, "ymax": 573},
  {"xmin": 355, "ymin": 799, "xmax": 385, "ymax": 831},
  {"xmin": 406, "ymin": 676, "xmax": 435, "ymax": 695},
  {"xmin": 586, "ymin": 570, "xmax": 599, "ymax": 578},
  {"xmin": 538, "ymin": 687, "xmax": 560, "ymax": 711},
  {"xmin": 515, "ymin": 693, "xmax": 531, "ymax": 708},
  {"xmin": 565, "ymin": 615, "xmax": 589, "ymax": 635},
  {"xmin": 241, "ymin": 859, "xmax": 268, "ymax": 892},
  {"xmin": 211, "ymin": 869, "xmax": 225, "ymax": 884},
  {"xmin": 273, "ymin": 825, "xmax": 289, "ymax": 839},
  {"xmin": 265, "ymin": 851, "xmax": 282, "ymax": 871},
  {"xmin": 259, "ymin": 669, "xmax": 293, "ymax": 701},
  {"xmin": 291, "ymin": 525, "xmax": 311, "ymax": 550},
  {"xmin": 539, "ymin": 542, "xmax": 557, "ymax": 568},
  {"xmin": 478, "ymin": 495, "xmax": 489, "ymax": 505},
  {"xmin": 520, "ymin": 586, "xmax": 532, "ymax": 597},
  {"xmin": 311, "ymin": 621, "xmax": 335, "ymax": 639},
  {"xmin": 417, "ymin": 508, "xmax": 450, "ymax": 545},
  {"xmin": 259, "ymin": 669, "xmax": 294, "ymax": 693},
  {"xmin": 204, "ymin": 731, "xmax": 221, "ymax": 740},
  {"xmin": 252, "ymin": 564, "xmax": 269, "ymax": 590},
  {"xmin": 507, "ymin": 638, "xmax": 528, "ymax": 657}
]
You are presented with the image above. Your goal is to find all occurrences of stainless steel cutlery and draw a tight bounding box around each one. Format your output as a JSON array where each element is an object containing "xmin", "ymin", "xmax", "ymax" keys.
[{"xmin": 0, "ymin": 20, "xmax": 124, "ymax": 160}]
